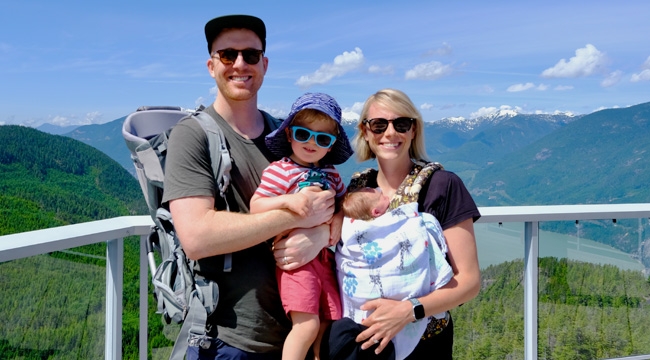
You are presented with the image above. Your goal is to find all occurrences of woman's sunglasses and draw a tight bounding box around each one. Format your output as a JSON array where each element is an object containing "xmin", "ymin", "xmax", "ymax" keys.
[
  {"xmin": 290, "ymin": 126, "xmax": 337, "ymax": 149},
  {"xmin": 362, "ymin": 117, "xmax": 415, "ymax": 134},
  {"xmin": 212, "ymin": 48, "xmax": 264, "ymax": 65}
]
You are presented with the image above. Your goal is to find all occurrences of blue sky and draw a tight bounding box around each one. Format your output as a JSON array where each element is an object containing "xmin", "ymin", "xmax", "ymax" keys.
[{"xmin": 1, "ymin": 0, "xmax": 649, "ymax": 127}]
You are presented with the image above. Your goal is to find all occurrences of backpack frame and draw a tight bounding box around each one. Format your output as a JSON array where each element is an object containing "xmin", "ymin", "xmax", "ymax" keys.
[{"xmin": 122, "ymin": 106, "xmax": 232, "ymax": 359}]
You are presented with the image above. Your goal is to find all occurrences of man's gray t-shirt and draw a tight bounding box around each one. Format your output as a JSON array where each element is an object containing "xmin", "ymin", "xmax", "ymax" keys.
[{"xmin": 162, "ymin": 105, "xmax": 290, "ymax": 353}]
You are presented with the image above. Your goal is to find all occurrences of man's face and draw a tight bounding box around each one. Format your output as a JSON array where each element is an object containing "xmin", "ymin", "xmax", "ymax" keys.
[{"xmin": 207, "ymin": 28, "xmax": 268, "ymax": 102}]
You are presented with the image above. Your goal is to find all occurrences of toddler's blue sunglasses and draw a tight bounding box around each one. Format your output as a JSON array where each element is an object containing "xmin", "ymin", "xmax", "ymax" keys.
[{"xmin": 290, "ymin": 126, "xmax": 337, "ymax": 148}]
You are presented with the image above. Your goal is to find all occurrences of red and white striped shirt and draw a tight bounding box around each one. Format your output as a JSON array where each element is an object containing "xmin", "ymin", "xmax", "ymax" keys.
[{"xmin": 255, "ymin": 157, "xmax": 345, "ymax": 198}]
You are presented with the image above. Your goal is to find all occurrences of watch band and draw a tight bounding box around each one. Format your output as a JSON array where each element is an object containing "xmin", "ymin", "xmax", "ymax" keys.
[{"xmin": 408, "ymin": 298, "xmax": 425, "ymax": 322}]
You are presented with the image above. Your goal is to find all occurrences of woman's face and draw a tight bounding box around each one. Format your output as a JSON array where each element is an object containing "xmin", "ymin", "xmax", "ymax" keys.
[{"xmin": 362, "ymin": 103, "xmax": 415, "ymax": 163}]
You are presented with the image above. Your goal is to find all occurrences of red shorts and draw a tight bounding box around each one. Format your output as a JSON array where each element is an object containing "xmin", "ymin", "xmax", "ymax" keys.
[{"xmin": 276, "ymin": 248, "xmax": 342, "ymax": 321}]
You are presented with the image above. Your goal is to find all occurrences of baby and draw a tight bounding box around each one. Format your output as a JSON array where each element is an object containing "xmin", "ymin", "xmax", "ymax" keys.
[{"xmin": 336, "ymin": 187, "xmax": 454, "ymax": 359}]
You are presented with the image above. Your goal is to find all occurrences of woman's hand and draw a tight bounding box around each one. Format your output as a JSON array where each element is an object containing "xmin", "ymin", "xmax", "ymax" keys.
[
  {"xmin": 355, "ymin": 298, "xmax": 413, "ymax": 354},
  {"xmin": 273, "ymin": 223, "xmax": 330, "ymax": 270}
]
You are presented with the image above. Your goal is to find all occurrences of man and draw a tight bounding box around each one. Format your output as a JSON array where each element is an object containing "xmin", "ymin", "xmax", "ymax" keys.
[{"xmin": 162, "ymin": 14, "xmax": 334, "ymax": 359}]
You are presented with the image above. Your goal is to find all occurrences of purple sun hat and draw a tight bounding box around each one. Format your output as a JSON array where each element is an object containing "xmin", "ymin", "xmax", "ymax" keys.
[{"xmin": 266, "ymin": 93, "xmax": 353, "ymax": 165}]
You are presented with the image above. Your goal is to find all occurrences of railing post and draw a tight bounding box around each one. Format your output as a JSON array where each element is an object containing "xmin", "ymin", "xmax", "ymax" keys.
[
  {"xmin": 524, "ymin": 221, "xmax": 538, "ymax": 360},
  {"xmin": 106, "ymin": 238, "xmax": 123, "ymax": 360},
  {"xmin": 139, "ymin": 234, "xmax": 149, "ymax": 360}
]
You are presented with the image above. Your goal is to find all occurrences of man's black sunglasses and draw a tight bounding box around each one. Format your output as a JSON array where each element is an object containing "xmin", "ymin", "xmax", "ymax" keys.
[
  {"xmin": 212, "ymin": 48, "xmax": 264, "ymax": 65},
  {"xmin": 362, "ymin": 117, "xmax": 415, "ymax": 134}
]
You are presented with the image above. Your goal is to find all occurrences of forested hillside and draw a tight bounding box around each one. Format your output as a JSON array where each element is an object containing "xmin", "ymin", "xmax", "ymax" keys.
[
  {"xmin": 0, "ymin": 125, "xmax": 146, "ymax": 234},
  {"xmin": 453, "ymin": 257, "xmax": 650, "ymax": 359},
  {"xmin": 0, "ymin": 125, "xmax": 159, "ymax": 358},
  {"xmin": 63, "ymin": 116, "xmax": 134, "ymax": 177},
  {"xmin": 468, "ymin": 102, "xmax": 650, "ymax": 206}
]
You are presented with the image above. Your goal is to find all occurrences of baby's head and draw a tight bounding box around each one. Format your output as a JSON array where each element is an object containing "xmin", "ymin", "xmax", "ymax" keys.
[{"xmin": 342, "ymin": 187, "xmax": 390, "ymax": 220}]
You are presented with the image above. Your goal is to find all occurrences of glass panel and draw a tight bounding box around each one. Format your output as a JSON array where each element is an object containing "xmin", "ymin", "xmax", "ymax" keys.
[
  {"xmin": 0, "ymin": 248, "xmax": 105, "ymax": 359},
  {"xmin": 538, "ymin": 219, "xmax": 650, "ymax": 359},
  {"xmin": 453, "ymin": 222, "xmax": 526, "ymax": 358}
]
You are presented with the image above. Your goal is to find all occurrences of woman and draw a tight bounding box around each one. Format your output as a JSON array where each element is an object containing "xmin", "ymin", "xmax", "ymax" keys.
[{"xmin": 335, "ymin": 88, "xmax": 481, "ymax": 359}]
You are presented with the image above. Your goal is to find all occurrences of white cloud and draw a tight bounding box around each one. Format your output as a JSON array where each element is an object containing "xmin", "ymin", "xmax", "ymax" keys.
[
  {"xmin": 507, "ymin": 83, "xmax": 535, "ymax": 92},
  {"xmin": 470, "ymin": 107, "xmax": 498, "ymax": 118},
  {"xmin": 405, "ymin": 61, "xmax": 453, "ymax": 80},
  {"xmin": 631, "ymin": 70, "xmax": 650, "ymax": 82},
  {"xmin": 195, "ymin": 96, "xmax": 207, "ymax": 108},
  {"xmin": 259, "ymin": 105, "xmax": 287, "ymax": 119},
  {"xmin": 643, "ymin": 56, "xmax": 650, "ymax": 68},
  {"xmin": 506, "ymin": 83, "xmax": 548, "ymax": 92},
  {"xmin": 469, "ymin": 105, "xmax": 521, "ymax": 119},
  {"xmin": 295, "ymin": 47, "xmax": 365, "ymax": 88},
  {"xmin": 342, "ymin": 110, "xmax": 360, "ymax": 123},
  {"xmin": 541, "ymin": 44, "xmax": 607, "ymax": 78},
  {"xmin": 425, "ymin": 42, "xmax": 452, "ymax": 56},
  {"xmin": 594, "ymin": 105, "xmax": 620, "ymax": 113},
  {"xmin": 368, "ymin": 65, "xmax": 394, "ymax": 75},
  {"xmin": 84, "ymin": 111, "xmax": 103, "ymax": 125},
  {"xmin": 554, "ymin": 85, "xmax": 574, "ymax": 91},
  {"xmin": 420, "ymin": 103, "xmax": 434, "ymax": 111},
  {"xmin": 341, "ymin": 102, "xmax": 364, "ymax": 123},
  {"xmin": 348, "ymin": 102, "xmax": 365, "ymax": 114},
  {"xmin": 50, "ymin": 115, "xmax": 70, "ymax": 126},
  {"xmin": 479, "ymin": 85, "xmax": 495, "ymax": 94},
  {"xmin": 630, "ymin": 56, "xmax": 650, "ymax": 82},
  {"xmin": 601, "ymin": 70, "xmax": 623, "ymax": 87}
]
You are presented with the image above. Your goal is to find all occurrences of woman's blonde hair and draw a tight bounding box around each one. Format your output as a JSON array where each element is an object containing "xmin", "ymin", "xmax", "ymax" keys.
[{"xmin": 352, "ymin": 88, "xmax": 429, "ymax": 162}]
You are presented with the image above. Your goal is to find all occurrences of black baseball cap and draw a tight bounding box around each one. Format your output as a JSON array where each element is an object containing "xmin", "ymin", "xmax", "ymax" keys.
[{"xmin": 204, "ymin": 14, "xmax": 266, "ymax": 54}]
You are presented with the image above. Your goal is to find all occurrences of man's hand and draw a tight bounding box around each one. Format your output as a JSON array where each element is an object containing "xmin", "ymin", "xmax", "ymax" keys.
[{"xmin": 273, "ymin": 224, "xmax": 330, "ymax": 270}]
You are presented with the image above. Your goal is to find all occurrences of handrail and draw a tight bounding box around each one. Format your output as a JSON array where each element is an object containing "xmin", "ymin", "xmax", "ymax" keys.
[
  {"xmin": 0, "ymin": 215, "xmax": 153, "ymax": 262},
  {"xmin": 476, "ymin": 203, "xmax": 650, "ymax": 222},
  {"xmin": 1, "ymin": 205, "xmax": 649, "ymax": 360}
]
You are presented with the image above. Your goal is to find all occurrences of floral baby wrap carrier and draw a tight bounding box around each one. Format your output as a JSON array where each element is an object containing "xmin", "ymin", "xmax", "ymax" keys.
[{"xmin": 336, "ymin": 161, "xmax": 453, "ymax": 360}]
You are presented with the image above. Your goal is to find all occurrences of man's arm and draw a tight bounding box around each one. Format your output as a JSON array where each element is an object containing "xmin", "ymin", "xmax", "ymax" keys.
[
  {"xmin": 171, "ymin": 187, "xmax": 335, "ymax": 260},
  {"xmin": 249, "ymin": 190, "xmax": 312, "ymax": 217}
]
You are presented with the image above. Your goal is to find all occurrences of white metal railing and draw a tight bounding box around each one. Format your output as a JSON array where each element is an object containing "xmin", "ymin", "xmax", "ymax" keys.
[
  {"xmin": 0, "ymin": 215, "xmax": 153, "ymax": 360},
  {"xmin": 1, "ymin": 205, "xmax": 650, "ymax": 360},
  {"xmin": 476, "ymin": 204, "xmax": 650, "ymax": 360}
]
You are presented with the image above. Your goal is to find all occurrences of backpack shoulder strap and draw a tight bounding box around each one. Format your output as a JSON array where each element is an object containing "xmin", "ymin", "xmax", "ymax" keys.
[
  {"xmin": 347, "ymin": 168, "xmax": 379, "ymax": 193},
  {"xmin": 389, "ymin": 161, "xmax": 443, "ymax": 210},
  {"xmin": 186, "ymin": 110, "xmax": 234, "ymax": 274},
  {"xmin": 191, "ymin": 111, "xmax": 232, "ymax": 211}
]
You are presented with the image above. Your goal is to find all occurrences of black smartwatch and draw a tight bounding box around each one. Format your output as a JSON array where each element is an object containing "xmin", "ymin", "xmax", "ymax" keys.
[{"xmin": 408, "ymin": 298, "xmax": 425, "ymax": 322}]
